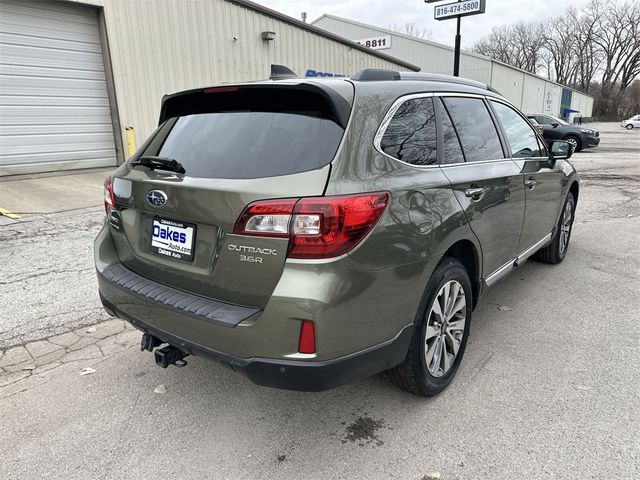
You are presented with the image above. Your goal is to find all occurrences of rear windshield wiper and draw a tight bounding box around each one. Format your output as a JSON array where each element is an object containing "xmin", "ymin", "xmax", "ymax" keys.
[{"xmin": 130, "ymin": 156, "xmax": 186, "ymax": 174}]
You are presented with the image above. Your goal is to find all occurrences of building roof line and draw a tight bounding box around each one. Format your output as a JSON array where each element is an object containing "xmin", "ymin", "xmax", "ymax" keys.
[
  {"xmin": 312, "ymin": 13, "xmax": 593, "ymax": 99},
  {"xmin": 225, "ymin": 1, "xmax": 421, "ymax": 71}
]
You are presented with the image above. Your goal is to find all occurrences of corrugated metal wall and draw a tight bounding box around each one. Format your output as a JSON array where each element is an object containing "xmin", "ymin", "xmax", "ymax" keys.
[
  {"xmin": 490, "ymin": 62, "xmax": 524, "ymax": 108},
  {"xmin": 313, "ymin": 15, "xmax": 594, "ymax": 117},
  {"xmin": 521, "ymin": 74, "xmax": 546, "ymax": 114},
  {"xmin": 65, "ymin": 0, "xmax": 413, "ymax": 157},
  {"xmin": 0, "ymin": 0, "xmax": 117, "ymax": 175}
]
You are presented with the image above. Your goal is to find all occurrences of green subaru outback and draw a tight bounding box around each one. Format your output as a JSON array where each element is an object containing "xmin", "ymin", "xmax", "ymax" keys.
[{"xmin": 95, "ymin": 67, "xmax": 578, "ymax": 396}]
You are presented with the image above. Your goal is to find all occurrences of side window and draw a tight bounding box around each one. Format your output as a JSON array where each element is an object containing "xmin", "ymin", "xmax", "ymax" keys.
[
  {"xmin": 491, "ymin": 101, "xmax": 543, "ymax": 158},
  {"xmin": 536, "ymin": 115, "xmax": 552, "ymax": 125},
  {"xmin": 441, "ymin": 97, "xmax": 504, "ymax": 162},
  {"xmin": 380, "ymin": 97, "xmax": 437, "ymax": 166},
  {"xmin": 435, "ymin": 98, "xmax": 465, "ymax": 164}
]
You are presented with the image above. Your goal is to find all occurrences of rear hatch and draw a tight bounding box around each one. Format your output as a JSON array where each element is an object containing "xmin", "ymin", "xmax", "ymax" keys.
[{"xmin": 107, "ymin": 82, "xmax": 353, "ymax": 308}]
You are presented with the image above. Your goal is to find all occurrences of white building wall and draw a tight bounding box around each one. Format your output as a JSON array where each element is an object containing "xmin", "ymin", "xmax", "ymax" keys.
[
  {"xmin": 490, "ymin": 63, "xmax": 525, "ymax": 108},
  {"xmin": 543, "ymin": 83, "xmax": 562, "ymax": 117},
  {"xmin": 313, "ymin": 14, "xmax": 594, "ymax": 118},
  {"xmin": 64, "ymin": 0, "xmax": 414, "ymax": 158},
  {"xmin": 460, "ymin": 55, "xmax": 492, "ymax": 84},
  {"xmin": 521, "ymin": 74, "xmax": 546, "ymax": 114}
]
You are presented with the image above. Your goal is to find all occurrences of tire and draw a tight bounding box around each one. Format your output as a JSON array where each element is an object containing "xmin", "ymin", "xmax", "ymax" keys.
[
  {"xmin": 564, "ymin": 135, "xmax": 582, "ymax": 152},
  {"xmin": 389, "ymin": 257, "xmax": 472, "ymax": 397},
  {"xmin": 534, "ymin": 192, "xmax": 576, "ymax": 264},
  {"xmin": 626, "ymin": 124, "xmax": 634, "ymax": 130}
]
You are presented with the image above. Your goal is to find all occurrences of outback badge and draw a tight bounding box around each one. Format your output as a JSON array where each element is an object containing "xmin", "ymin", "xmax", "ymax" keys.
[{"xmin": 147, "ymin": 190, "xmax": 168, "ymax": 207}]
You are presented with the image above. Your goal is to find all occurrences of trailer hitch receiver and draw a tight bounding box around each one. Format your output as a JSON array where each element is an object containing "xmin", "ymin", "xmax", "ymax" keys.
[{"xmin": 154, "ymin": 345, "xmax": 189, "ymax": 368}]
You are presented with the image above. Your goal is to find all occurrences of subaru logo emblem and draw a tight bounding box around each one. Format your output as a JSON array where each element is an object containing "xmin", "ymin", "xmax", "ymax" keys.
[{"xmin": 147, "ymin": 190, "xmax": 167, "ymax": 207}]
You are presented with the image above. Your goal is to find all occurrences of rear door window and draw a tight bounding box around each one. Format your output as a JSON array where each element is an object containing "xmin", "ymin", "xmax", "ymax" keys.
[
  {"xmin": 435, "ymin": 98, "xmax": 465, "ymax": 164},
  {"xmin": 441, "ymin": 97, "xmax": 504, "ymax": 162},
  {"xmin": 380, "ymin": 97, "xmax": 437, "ymax": 166}
]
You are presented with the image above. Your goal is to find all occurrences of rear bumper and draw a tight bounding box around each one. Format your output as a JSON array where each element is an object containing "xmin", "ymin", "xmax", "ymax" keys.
[{"xmin": 100, "ymin": 293, "xmax": 413, "ymax": 391}]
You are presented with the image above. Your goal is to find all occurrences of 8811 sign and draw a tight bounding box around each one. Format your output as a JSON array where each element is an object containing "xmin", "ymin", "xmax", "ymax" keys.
[{"xmin": 355, "ymin": 35, "xmax": 391, "ymax": 50}]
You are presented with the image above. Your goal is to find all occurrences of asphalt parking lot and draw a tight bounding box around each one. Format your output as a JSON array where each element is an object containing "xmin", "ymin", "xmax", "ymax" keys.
[{"xmin": 0, "ymin": 122, "xmax": 638, "ymax": 480}]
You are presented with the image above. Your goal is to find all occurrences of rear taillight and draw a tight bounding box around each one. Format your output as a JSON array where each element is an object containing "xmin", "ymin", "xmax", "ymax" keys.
[
  {"xmin": 233, "ymin": 192, "xmax": 390, "ymax": 259},
  {"xmin": 234, "ymin": 199, "xmax": 297, "ymax": 238},
  {"xmin": 103, "ymin": 176, "xmax": 115, "ymax": 214}
]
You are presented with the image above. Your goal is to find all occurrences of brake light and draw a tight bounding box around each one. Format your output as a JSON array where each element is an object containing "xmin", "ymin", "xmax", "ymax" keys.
[
  {"xmin": 203, "ymin": 86, "xmax": 239, "ymax": 94},
  {"xmin": 103, "ymin": 176, "xmax": 115, "ymax": 214},
  {"xmin": 298, "ymin": 320, "xmax": 316, "ymax": 354},
  {"xmin": 233, "ymin": 192, "xmax": 390, "ymax": 259}
]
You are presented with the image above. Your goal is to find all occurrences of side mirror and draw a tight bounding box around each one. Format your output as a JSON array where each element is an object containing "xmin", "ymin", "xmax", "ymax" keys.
[
  {"xmin": 551, "ymin": 123, "xmax": 559, "ymax": 128},
  {"xmin": 549, "ymin": 140, "xmax": 573, "ymax": 160}
]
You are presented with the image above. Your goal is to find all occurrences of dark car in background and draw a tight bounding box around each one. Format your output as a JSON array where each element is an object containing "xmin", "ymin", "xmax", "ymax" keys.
[{"xmin": 527, "ymin": 114, "xmax": 599, "ymax": 152}]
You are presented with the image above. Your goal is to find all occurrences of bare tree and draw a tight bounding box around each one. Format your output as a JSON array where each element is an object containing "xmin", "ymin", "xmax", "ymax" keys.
[
  {"xmin": 387, "ymin": 22, "xmax": 432, "ymax": 40},
  {"xmin": 573, "ymin": 1, "xmax": 605, "ymax": 92},
  {"xmin": 590, "ymin": 0, "xmax": 640, "ymax": 115},
  {"xmin": 472, "ymin": 22, "xmax": 545, "ymax": 74},
  {"xmin": 542, "ymin": 11, "xmax": 581, "ymax": 85},
  {"xmin": 472, "ymin": 0, "xmax": 640, "ymax": 118}
]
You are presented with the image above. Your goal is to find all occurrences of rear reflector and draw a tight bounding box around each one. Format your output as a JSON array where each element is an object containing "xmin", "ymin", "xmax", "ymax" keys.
[
  {"xmin": 298, "ymin": 320, "xmax": 316, "ymax": 354},
  {"xmin": 103, "ymin": 176, "xmax": 115, "ymax": 214},
  {"xmin": 233, "ymin": 192, "xmax": 390, "ymax": 259}
]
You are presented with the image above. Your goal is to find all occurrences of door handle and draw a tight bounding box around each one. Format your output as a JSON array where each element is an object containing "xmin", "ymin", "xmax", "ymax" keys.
[
  {"xmin": 525, "ymin": 178, "xmax": 537, "ymax": 189},
  {"xmin": 464, "ymin": 187, "xmax": 485, "ymax": 199}
]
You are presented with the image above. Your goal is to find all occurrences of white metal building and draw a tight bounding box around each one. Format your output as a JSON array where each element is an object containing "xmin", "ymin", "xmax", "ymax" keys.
[
  {"xmin": 0, "ymin": 0, "xmax": 418, "ymax": 176},
  {"xmin": 312, "ymin": 14, "xmax": 594, "ymax": 121}
]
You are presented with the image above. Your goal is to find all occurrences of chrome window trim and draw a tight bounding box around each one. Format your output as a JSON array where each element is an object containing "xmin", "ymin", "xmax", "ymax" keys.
[
  {"xmin": 439, "ymin": 157, "xmax": 514, "ymax": 168},
  {"xmin": 373, "ymin": 92, "xmax": 440, "ymax": 170},
  {"xmin": 374, "ymin": 92, "xmax": 517, "ymax": 169}
]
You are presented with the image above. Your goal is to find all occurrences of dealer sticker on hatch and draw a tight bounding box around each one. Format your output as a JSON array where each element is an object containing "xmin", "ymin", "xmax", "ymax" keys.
[{"xmin": 151, "ymin": 217, "xmax": 196, "ymax": 262}]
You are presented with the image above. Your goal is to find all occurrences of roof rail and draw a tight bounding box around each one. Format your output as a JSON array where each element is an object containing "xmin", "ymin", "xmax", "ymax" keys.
[
  {"xmin": 399, "ymin": 72, "xmax": 499, "ymax": 93},
  {"xmin": 350, "ymin": 68, "xmax": 501, "ymax": 94},
  {"xmin": 351, "ymin": 68, "xmax": 400, "ymax": 81}
]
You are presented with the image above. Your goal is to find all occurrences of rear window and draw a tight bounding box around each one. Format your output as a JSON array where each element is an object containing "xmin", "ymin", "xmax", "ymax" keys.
[{"xmin": 142, "ymin": 88, "xmax": 346, "ymax": 179}]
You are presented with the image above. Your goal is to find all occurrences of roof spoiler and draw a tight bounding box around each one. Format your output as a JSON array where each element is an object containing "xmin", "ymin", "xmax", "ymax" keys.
[{"xmin": 269, "ymin": 64, "xmax": 299, "ymax": 80}]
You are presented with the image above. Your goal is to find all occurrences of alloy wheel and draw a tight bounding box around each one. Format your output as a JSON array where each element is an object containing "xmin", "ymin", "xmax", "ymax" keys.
[
  {"xmin": 559, "ymin": 200, "xmax": 573, "ymax": 256},
  {"xmin": 424, "ymin": 280, "xmax": 466, "ymax": 377}
]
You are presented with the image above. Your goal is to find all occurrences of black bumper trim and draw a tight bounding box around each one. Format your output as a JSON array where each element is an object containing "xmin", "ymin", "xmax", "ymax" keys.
[
  {"xmin": 99, "ymin": 263, "xmax": 259, "ymax": 328},
  {"xmin": 100, "ymin": 294, "xmax": 414, "ymax": 392}
]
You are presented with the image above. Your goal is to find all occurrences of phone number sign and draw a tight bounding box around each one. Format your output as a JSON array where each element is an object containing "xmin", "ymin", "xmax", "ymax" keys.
[{"xmin": 434, "ymin": 0, "xmax": 486, "ymax": 20}]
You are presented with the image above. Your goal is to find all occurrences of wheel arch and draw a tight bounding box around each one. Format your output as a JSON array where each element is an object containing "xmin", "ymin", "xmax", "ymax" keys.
[
  {"xmin": 442, "ymin": 239, "xmax": 481, "ymax": 309},
  {"xmin": 569, "ymin": 181, "xmax": 579, "ymax": 207}
]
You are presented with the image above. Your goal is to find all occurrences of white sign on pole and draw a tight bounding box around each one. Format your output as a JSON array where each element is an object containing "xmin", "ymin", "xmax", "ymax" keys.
[{"xmin": 434, "ymin": 0, "xmax": 486, "ymax": 21}]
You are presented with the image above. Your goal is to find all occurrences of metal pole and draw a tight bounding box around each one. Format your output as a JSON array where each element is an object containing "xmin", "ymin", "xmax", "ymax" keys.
[{"xmin": 453, "ymin": 15, "xmax": 461, "ymax": 77}]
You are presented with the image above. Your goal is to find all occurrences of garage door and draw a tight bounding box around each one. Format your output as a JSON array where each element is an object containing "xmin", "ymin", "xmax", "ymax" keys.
[{"xmin": 0, "ymin": 0, "xmax": 117, "ymax": 176}]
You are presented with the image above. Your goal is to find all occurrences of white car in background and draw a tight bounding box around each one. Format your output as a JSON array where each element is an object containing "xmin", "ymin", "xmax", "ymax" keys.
[{"xmin": 621, "ymin": 115, "xmax": 640, "ymax": 129}]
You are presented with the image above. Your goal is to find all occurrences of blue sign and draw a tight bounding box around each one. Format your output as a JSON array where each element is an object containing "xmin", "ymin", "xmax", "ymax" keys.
[{"xmin": 305, "ymin": 69, "xmax": 346, "ymax": 78}]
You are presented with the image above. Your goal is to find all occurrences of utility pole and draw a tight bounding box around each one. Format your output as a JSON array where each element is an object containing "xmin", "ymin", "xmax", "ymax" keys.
[
  {"xmin": 454, "ymin": 15, "xmax": 461, "ymax": 76},
  {"xmin": 426, "ymin": 0, "xmax": 486, "ymax": 77}
]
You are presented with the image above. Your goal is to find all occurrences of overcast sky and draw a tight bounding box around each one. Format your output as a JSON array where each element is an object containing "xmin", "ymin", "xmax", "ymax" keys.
[{"xmin": 255, "ymin": 0, "xmax": 592, "ymax": 48}]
